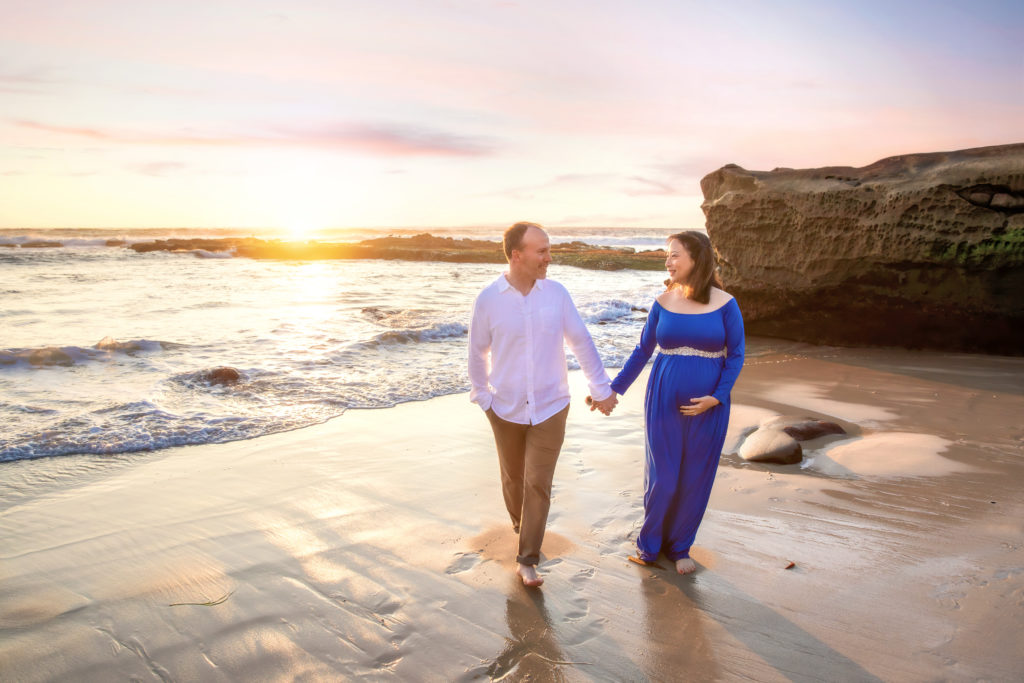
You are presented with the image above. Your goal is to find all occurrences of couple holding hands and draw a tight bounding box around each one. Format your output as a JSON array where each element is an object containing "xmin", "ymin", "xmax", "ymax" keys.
[{"xmin": 468, "ymin": 222, "xmax": 745, "ymax": 587}]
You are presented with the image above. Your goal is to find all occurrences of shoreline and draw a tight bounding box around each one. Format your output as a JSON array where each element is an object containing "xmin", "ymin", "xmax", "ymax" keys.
[
  {"xmin": 2, "ymin": 346, "xmax": 1023, "ymax": 680},
  {"xmin": 5, "ymin": 334, "xmax": 1022, "ymax": 466}
]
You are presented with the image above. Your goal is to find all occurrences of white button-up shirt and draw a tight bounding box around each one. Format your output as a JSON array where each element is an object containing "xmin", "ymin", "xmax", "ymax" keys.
[{"xmin": 468, "ymin": 274, "xmax": 613, "ymax": 424}]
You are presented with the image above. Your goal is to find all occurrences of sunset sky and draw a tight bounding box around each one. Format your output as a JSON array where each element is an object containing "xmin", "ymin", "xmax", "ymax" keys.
[{"xmin": 2, "ymin": 0, "xmax": 1022, "ymax": 231}]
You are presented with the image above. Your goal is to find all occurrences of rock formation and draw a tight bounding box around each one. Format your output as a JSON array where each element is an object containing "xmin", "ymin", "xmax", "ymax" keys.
[
  {"xmin": 737, "ymin": 415, "xmax": 848, "ymax": 465},
  {"xmin": 128, "ymin": 234, "xmax": 666, "ymax": 272},
  {"xmin": 701, "ymin": 143, "xmax": 1024, "ymax": 354},
  {"xmin": 738, "ymin": 428, "xmax": 803, "ymax": 465},
  {"xmin": 203, "ymin": 367, "xmax": 242, "ymax": 384}
]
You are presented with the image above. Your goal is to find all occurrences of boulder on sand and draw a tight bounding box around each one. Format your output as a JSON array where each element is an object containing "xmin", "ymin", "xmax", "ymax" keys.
[
  {"xmin": 738, "ymin": 416, "xmax": 849, "ymax": 465},
  {"xmin": 759, "ymin": 415, "xmax": 847, "ymax": 441},
  {"xmin": 738, "ymin": 429, "xmax": 803, "ymax": 465}
]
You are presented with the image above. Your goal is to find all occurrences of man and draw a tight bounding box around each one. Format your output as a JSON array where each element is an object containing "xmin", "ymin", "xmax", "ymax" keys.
[{"xmin": 468, "ymin": 221, "xmax": 617, "ymax": 587}]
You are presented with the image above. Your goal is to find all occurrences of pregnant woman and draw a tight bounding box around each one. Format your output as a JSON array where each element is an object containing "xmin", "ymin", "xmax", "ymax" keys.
[{"xmin": 610, "ymin": 230, "xmax": 745, "ymax": 574}]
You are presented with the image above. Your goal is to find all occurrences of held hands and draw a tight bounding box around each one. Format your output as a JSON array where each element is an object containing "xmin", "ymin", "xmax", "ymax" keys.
[
  {"xmin": 679, "ymin": 395, "xmax": 719, "ymax": 416},
  {"xmin": 586, "ymin": 393, "xmax": 618, "ymax": 416}
]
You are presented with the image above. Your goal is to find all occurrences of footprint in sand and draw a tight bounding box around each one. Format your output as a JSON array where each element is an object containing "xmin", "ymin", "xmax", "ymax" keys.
[
  {"xmin": 572, "ymin": 458, "xmax": 595, "ymax": 477},
  {"xmin": 565, "ymin": 615, "xmax": 609, "ymax": 647},
  {"xmin": 445, "ymin": 552, "xmax": 482, "ymax": 575},
  {"xmin": 570, "ymin": 567, "xmax": 596, "ymax": 592},
  {"xmin": 561, "ymin": 589, "xmax": 592, "ymax": 623},
  {"xmin": 591, "ymin": 514, "xmax": 615, "ymax": 532}
]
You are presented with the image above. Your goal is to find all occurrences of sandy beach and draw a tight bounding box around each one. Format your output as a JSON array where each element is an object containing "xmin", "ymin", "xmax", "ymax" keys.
[{"xmin": 2, "ymin": 341, "xmax": 1022, "ymax": 682}]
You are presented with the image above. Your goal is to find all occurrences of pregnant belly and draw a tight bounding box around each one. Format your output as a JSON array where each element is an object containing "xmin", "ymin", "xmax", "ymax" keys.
[{"xmin": 650, "ymin": 355, "xmax": 721, "ymax": 405}]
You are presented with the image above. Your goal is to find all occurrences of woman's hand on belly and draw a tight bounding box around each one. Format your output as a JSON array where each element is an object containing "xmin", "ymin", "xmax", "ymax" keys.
[{"xmin": 679, "ymin": 395, "xmax": 720, "ymax": 416}]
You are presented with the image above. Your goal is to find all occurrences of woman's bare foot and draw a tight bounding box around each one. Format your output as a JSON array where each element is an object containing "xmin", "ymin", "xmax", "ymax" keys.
[
  {"xmin": 516, "ymin": 563, "xmax": 544, "ymax": 587},
  {"xmin": 675, "ymin": 557, "xmax": 697, "ymax": 575}
]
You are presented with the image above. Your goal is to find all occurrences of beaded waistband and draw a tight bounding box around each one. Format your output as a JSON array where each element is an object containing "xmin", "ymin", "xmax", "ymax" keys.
[{"xmin": 657, "ymin": 345, "xmax": 726, "ymax": 358}]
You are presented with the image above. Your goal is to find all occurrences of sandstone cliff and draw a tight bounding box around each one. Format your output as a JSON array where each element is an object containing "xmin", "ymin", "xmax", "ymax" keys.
[{"xmin": 701, "ymin": 143, "xmax": 1024, "ymax": 354}]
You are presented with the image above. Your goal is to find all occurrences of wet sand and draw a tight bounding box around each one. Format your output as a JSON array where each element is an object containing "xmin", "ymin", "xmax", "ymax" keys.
[{"xmin": 2, "ymin": 342, "xmax": 1022, "ymax": 681}]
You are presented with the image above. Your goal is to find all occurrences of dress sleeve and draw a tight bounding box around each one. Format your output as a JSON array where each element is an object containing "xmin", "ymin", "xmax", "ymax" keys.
[
  {"xmin": 711, "ymin": 298, "xmax": 745, "ymax": 405},
  {"xmin": 467, "ymin": 292, "xmax": 493, "ymax": 411},
  {"xmin": 610, "ymin": 302, "xmax": 660, "ymax": 395}
]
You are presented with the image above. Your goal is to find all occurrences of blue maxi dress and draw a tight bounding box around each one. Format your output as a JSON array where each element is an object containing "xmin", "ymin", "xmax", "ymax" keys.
[{"xmin": 611, "ymin": 298, "xmax": 745, "ymax": 562}]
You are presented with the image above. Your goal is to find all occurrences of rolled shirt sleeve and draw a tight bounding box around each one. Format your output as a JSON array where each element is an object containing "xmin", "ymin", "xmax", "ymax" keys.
[{"xmin": 467, "ymin": 291, "xmax": 494, "ymax": 411}]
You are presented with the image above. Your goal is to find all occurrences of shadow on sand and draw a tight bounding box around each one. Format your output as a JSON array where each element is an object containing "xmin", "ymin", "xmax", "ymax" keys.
[{"xmin": 663, "ymin": 561, "xmax": 884, "ymax": 682}]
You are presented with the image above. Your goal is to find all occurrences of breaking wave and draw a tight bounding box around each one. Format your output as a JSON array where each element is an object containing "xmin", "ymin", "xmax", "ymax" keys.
[{"xmin": 0, "ymin": 338, "xmax": 168, "ymax": 367}]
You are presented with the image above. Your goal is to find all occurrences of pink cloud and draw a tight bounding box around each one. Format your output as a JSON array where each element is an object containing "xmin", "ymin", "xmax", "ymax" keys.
[
  {"xmin": 288, "ymin": 123, "xmax": 494, "ymax": 157},
  {"xmin": 624, "ymin": 176, "xmax": 679, "ymax": 197},
  {"xmin": 481, "ymin": 173, "xmax": 614, "ymax": 199},
  {"xmin": 12, "ymin": 119, "xmax": 495, "ymax": 157},
  {"xmin": 0, "ymin": 66, "xmax": 65, "ymax": 94}
]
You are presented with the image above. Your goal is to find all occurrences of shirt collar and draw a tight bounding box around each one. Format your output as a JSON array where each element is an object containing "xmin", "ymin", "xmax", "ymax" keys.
[{"xmin": 499, "ymin": 273, "xmax": 547, "ymax": 293}]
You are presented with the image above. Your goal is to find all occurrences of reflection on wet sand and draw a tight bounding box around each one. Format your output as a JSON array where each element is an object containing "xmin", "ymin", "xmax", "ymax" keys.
[
  {"xmin": 486, "ymin": 591, "xmax": 570, "ymax": 681},
  {"xmin": 638, "ymin": 569, "xmax": 720, "ymax": 680},
  {"xmin": 468, "ymin": 525, "xmax": 644, "ymax": 680}
]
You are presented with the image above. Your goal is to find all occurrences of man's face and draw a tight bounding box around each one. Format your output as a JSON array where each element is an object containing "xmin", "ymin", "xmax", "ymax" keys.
[{"xmin": 512, "ymin": 227, "xmax": 551, "ymax": 280}]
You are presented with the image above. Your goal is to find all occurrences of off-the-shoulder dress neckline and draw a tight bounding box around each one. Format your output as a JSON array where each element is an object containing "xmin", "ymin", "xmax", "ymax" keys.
[{"xmin": 653, "ymin": 297, "xmax": 735, "ymax": 316}]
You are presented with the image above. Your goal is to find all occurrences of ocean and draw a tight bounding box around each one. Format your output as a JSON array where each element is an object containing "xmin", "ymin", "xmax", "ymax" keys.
[{"xmin": 1, "ymin": 226, "xmax": 677, "ymax": 462}]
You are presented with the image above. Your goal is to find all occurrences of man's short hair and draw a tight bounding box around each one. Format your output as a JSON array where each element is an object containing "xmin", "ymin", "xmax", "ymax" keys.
[{"xmin": 503, "ymin": 221, "xmax": 543, "ymax": 261}]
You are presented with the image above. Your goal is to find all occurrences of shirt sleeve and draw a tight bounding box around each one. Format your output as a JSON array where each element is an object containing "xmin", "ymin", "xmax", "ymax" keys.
[
  {"xmin": 610, "ymin": 302, "xmax": 660, "ymax": 395},
  {"xmin": 467, "ymin": 291, "xmax": 493, "ymax": 411},
  {"xmin": 560, "ymin": 288, "xmax": 613, "ymax": 402},
  {"xmin": 711, "ymin": 298, "xmax": 745, "ymax": 405}
]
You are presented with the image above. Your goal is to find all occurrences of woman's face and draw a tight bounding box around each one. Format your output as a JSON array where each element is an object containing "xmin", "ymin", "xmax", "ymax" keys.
[{"xmin": 665, "ymin": 238, "xmax": 694, "ymax": 285}]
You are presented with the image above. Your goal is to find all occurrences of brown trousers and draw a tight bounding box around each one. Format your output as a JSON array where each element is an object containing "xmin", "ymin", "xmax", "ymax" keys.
[{"xmin": 485, "ymin": 405, "xmax": 569, "ymax": 566}]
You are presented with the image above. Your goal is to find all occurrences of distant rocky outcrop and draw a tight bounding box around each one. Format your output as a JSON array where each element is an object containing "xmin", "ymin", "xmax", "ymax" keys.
[
  {"xmin": 128, "ymin": 233, "xmax": 666, "ymax": 271},
  {"xmin": 701, "ymin": 143, "xmax": 1024, "ymax": 354}
]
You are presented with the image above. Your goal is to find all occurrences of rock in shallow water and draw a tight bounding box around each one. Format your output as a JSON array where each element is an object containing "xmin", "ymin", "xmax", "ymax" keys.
[
  {"xmin": 203, "ymin": 367, "xmax": 241, "ymax": 384},
  {"xmin": 701, "ymin": 143, "xmax": 1024, "ymax": 354},
  {"xmin": 738, "ymin": 428, "xmax": 803, "ymax": 464}
]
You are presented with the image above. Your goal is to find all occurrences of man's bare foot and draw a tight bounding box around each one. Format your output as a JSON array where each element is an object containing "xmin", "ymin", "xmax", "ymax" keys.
[
  {"xmin": 675, "ymin": 557, "xmax": 697, "ymax": 575},
  {"xmin": 516, "ymin": 563, "xmax": 544, "ymax": 587}
]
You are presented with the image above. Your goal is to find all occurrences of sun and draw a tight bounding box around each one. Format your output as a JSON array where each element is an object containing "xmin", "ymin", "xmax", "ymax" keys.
[{"xmin": 284, "ymin": 221, "xmax": 319, "ymax": 242}]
